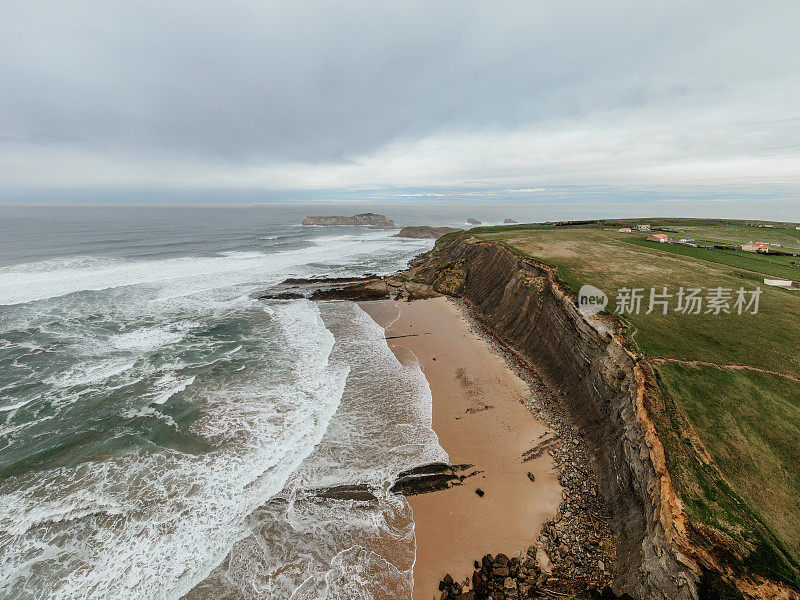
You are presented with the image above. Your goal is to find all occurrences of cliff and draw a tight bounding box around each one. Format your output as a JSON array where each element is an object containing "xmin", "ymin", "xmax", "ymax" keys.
[
  {"xmin": 394, "ymin": 225, "xmax": 462, "ymax": 239},
  {"xmin": 409, "ymin": 234, "xmax": 795, "ymax": 600},
  {"xmin": 301, "ymin": 213, "xmax": 396, "ymax": 228}
]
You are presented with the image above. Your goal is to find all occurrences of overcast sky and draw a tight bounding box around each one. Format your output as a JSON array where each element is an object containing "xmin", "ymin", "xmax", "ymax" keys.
[{"xmin": 1, "ymin": 1, "xmax": 799, "ymax": 207}]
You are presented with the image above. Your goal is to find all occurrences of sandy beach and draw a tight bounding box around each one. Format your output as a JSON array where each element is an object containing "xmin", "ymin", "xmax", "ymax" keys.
[{"xmin": 362, "ymin": 297, "xmax": 562, "ymax": 600}]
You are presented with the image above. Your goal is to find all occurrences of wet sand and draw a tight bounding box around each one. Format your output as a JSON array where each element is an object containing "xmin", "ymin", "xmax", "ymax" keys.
[{"xmin": 361, "ymin": 297, "xmax": 562, "ymax": 600}]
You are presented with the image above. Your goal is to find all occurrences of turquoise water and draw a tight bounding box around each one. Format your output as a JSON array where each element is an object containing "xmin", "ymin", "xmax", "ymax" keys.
[{"xmin": 0, "ymin": 206, "xmax": 451, "ymax": 599}]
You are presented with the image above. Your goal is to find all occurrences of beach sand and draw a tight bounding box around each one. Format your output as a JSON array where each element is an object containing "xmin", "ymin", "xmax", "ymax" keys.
[{"xmin": 361, "ymin": 297, "xmax": 562, "ymax": 600}]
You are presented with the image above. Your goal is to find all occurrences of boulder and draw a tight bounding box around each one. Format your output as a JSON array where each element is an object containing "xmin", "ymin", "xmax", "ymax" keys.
[{"xmin": 439, "ymin": 574, "xmax": 454, "ymax": 591}]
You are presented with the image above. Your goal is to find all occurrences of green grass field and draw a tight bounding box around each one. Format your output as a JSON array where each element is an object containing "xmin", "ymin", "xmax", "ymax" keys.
[
  {"xmin": 623, "ymin": 238, "xmax": 800, "ymax": 281},
  {"xmin": 473, "ymin": 219, "xmax": 800, "ymax": 587}
]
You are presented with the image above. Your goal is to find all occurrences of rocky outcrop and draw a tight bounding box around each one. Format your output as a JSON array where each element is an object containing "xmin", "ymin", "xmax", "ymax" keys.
[
  {"xmin": 308, "ymin": 276, "xmax": 438, "ymax": 301},
  {"xmin": 390, "ymin": 462, "xmax": 477, "ymax": 495},
  {"xmin": 410, "ymin": 235, "xmax": 705, "ymax": 600},
  {"xmin": 503, "ymin": 218, "xmax": 519, "ymax": 224},
  {"xmin": 466, "ymin": 218, "xmax": 482, "ymax": 225},
  {"xmin": 301, "ymin": 213, "xmax": 396, "ymax": 228},
  {"xmin": 444, "ymin": 551, "xmax": 632, "ymax": 600},
  {"xmin": 394, "ymin": 225, "xmax": 462, "ymax": 239},
  {"xmin": 257, "ymin": 273, "xmax": 439, "ymax": 303}
]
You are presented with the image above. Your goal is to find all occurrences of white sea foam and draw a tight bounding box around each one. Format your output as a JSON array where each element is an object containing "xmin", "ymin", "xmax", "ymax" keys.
[
  {"xmin": 121, "ymin": 406, "xmax": 178, "ymax": 428},
  {"xmin": 0, "ymin": 400, "xmax": 30, "ymax": 413},
  {"xmin": 0, "ymin": 232, "xmax": 432, "ymax": 307},
  {"xmin": 187, "ymin": 302, "xmax": 446, "ymax": 600},
  {"xmin": 110, "ymin": 326, "xmax": 188, "ymax": 352},
  {"xmin": 46, "ymin": 357, "xmax": 138, "ymax": 388},
  {"xmin": 0, "ymin": 228, "xmax": 438, "ymax": 600},
  {"xmin": 148, "ymin": 373, "xmax": 196, "ymax": 405},
  {"xmin": 0, "ymin": 301, "xmax": 348, "ymax": 600}
]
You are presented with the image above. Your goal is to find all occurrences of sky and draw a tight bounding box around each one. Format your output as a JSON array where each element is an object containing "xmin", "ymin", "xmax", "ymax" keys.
[{"xmin": 1, "ymin": 1, "xmax": 799, "ymax": 213}]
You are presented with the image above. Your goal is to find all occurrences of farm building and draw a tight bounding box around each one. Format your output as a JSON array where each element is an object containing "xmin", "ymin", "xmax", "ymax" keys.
[
  {"xmin": 635, "ymin": 224, "xmax": 651, "ymax": 231},
  {"xmin": 618, "ymin": 227, "xmax": 632, "ymax": 233},
  {"xmin": 647, "ymin": 233, "xmax": 671, "ymax": 243},
  {"xmin": 764, "ymin": 279, "xmax": 799, "ymax": 290},
  {"xmin": 764, "ymin": 279, "xmax": 793, "ymax": 288},
  {"xmin": 742, "ymin": 241, "xmax": 770, "ymax": 253}
]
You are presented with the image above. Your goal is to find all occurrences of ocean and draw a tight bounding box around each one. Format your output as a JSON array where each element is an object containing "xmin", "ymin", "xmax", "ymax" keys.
[{"xmin": 0, "ymin": 204, "xmax": 521, "ymax": 600}]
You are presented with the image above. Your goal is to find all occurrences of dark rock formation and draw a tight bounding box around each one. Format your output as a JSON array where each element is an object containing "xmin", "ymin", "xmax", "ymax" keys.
[
  {"xmin": 259, "ymin": 275, "xmax": 387, "ymax": 303},
  {"xmin": 460, "ymin": 550, "xmax": 635, "ymax": 600},
  {"xmin": 503, "ymin": 218, "xmax": 519, "ymax": 224},
  {"xmin": 466, "ymin": 218, "xmax": 482, "ymax": 225},
  {"xmin": 258, "ymin": 269, "xmax": 441, "ymax": 304},
  {"xmin": 308, "ymin": 275, "xmax": 439, "ymax": 302},
  {"xmin": 312, "ymin": 484, "xmax": 378, "ymax": 502},
  {"xmin": 390, "ymin": 462, "xmax": 476, "ymax": 496},
  {"xmin": 394, "ymin": 226, "xmax": 462, "ymax": 239},
  {"xmin": 280, "ymin": 275, "xmax": 376, "ymax": 285},
  {"xmin": 258, "ymin": 291, "xmax": 305, "ymax": 300},
  {"xmin": 301, "ymin": 213, "xmax": 396, "ymax": 229},
  {"xmin": 310, "ymin": 283, "xmax": 393, "ymax": 301}
]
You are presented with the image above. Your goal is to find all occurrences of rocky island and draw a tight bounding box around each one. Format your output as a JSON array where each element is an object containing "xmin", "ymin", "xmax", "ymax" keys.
[
  {"xmin": 394, "ymin": 225, "xmax": 462, "ymax": 239},
  {"xmin": 466, "ymin": 218, "xmax": 482, "ymax": 225},
  {"xmin": 302, "ymin": 212, "xmax": 396, "ymax": 229}
]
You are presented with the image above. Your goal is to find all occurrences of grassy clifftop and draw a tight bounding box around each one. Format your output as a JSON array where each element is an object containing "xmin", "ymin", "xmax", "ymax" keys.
[{"xmin": 473, "ymin": 219, "xmax": 800, "ymax": 590}]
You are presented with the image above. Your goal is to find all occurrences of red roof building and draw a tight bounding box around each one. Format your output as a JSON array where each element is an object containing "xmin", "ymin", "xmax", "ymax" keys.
[{"xmin": 647, "ymin": 233, "xmax": 670, "ymax": 243}]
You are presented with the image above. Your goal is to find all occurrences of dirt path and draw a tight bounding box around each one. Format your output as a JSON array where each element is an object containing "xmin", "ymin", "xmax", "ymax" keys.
[{"xmin": 649, "ymin": 357, "xmax": 800, "ymax": 384}]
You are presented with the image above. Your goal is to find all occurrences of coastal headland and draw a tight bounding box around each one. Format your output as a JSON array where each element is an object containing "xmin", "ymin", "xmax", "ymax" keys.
[{"xmin": 271, "ymin": 220, "xmax": 800, "ymax": 600}]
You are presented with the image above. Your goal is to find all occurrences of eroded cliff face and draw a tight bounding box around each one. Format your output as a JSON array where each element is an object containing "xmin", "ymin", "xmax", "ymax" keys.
[
  {"xmin": 412, "ymin": 235, "xmax": 694, "ymax": 599},
  {"xmin": 408, "ymin": 235, "xmax": 798, "ymax": 600},
  {"xmin": 282, "ymin": 233, "xmax": 796, "ymax": 599}
]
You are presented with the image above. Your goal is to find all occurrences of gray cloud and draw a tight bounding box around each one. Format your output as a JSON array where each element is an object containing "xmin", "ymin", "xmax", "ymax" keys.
[{"xmin": 1, "ymin": 0, "xmax": 799, "ymax": 192}]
